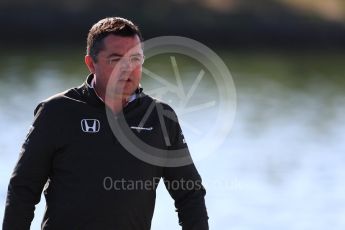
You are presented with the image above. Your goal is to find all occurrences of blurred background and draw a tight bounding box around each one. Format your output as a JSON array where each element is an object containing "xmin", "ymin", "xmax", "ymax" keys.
[{"xmin": 1, "ymin": 0, "xmax": 345, "ymax": 229}]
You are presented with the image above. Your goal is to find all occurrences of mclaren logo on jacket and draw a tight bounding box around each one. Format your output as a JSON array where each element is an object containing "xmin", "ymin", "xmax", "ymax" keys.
[{"xmin": 81, "ymin": 119, "xmax": 100, "ymax": 133}]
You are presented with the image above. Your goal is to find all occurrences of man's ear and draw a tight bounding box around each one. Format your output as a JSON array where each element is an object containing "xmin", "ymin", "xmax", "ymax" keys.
[{"xmin": 85, "ymin": 55, "xmax": 95, "ymax": 73}]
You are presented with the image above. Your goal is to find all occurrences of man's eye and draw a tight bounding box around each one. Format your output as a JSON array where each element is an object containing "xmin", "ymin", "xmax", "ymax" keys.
[
  {"xmin": 109, "ymin": 58, "xmax": 121, "ymax": 63},
  {"xmin": 131, "ymin": 57, "xmax": 141, "ymax": 62}
]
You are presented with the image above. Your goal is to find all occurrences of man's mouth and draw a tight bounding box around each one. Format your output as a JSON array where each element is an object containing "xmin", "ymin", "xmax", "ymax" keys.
[{"xmin": 118, "ymin": 78, "xmax": 131, "ymax": 82}]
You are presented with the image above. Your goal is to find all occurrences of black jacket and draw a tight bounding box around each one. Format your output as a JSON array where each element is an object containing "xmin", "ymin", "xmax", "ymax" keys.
[{"xmin": 3, "ymin": 74, "xmax": 209, "ymax": 230}]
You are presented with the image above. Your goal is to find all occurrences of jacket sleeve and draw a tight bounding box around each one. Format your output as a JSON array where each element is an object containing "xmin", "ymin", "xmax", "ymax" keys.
[
  {"xmin": 162, "ymin": 108, "xmax": 209, "ymax": 230},
  {"xmin": 2, "ymin": 102, "xmax": 58, "ymax": 230}
]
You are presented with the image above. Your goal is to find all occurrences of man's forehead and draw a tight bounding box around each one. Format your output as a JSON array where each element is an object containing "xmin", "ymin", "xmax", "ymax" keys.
[{"xmin": 102, "ymin": 34, "xmax": 142, "ymax": 54}]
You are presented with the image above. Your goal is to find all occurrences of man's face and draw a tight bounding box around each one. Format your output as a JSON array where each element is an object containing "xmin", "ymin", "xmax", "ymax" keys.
[{"xmin": 89, "ymin": 34, "xmax": 143, "ymax": 98}]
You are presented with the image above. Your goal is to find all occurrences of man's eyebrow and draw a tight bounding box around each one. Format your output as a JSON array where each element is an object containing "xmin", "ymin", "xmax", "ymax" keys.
[
  {"xmin": 106, "ymin": 53, "xmax": 123, "ymax": 58},
  {"xmin": 107, "ymin": 52, "xmax": 143, "ymax": 58}
]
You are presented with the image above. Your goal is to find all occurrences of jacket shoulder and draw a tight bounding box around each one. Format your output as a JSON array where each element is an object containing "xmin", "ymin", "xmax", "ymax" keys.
[
  {"xmin": 34, "ymin": 86, "xmax": 85, "ymax": 115},
  {"xmin": 141, "ymin": 93, "xmax": 175, "ymax": 113}
]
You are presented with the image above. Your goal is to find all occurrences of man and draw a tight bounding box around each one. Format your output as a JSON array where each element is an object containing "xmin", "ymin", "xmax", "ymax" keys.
[{"xmin": 3, "ymin": 17, "xmax": 209, "ymax": 229}]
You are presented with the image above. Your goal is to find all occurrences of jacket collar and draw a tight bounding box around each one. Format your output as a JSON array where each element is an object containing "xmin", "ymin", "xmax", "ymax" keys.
[{"xmin": 80, "ymin": 73, "xmax": 144, "ymax": 109}]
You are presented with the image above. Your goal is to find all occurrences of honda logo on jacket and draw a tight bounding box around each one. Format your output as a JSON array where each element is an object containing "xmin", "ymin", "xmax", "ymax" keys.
[{"xmin": 81, "ymin": 119, "xmax": 100, "ymax": 133}]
